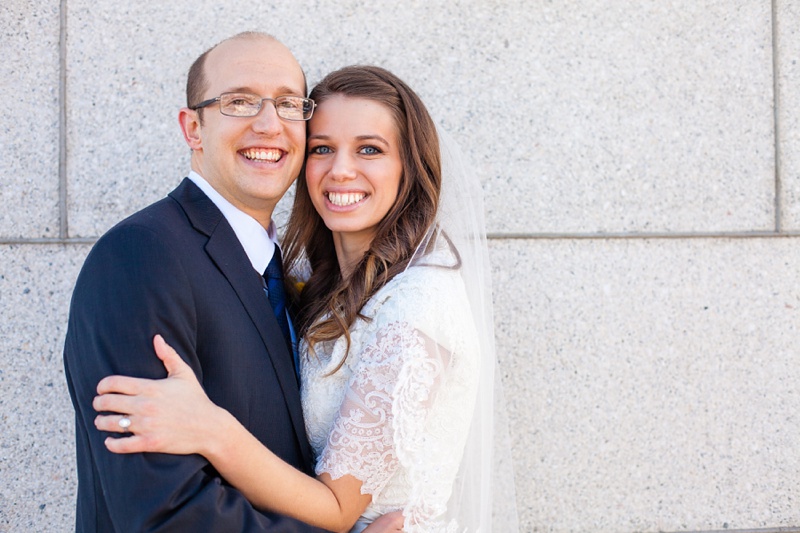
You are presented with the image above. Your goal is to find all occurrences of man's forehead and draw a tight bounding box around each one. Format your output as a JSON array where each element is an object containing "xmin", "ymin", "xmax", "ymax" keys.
[
  {"xmin": 210, "ymin": 36, "xmax": 296, "ymax": 70},
  {"xmin": 206, "ymin": 38, "xmax": 304, "ymax": 93}
]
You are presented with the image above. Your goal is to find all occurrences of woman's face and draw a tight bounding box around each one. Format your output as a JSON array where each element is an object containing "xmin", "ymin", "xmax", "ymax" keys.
[{"xmin": 305, "ymin": 94, "xmax": 403, "ymax": 253}]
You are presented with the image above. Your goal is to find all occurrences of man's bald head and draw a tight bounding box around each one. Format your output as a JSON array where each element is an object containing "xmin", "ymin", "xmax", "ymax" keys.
[{"xmin": 185, "ymin": 32, "xmax": 306, "ymax": 117}]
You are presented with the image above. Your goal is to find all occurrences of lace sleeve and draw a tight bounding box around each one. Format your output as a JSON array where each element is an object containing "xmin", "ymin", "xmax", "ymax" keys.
[
  {"xmin": 315, "ymin": 269, "xmax": 479, "ymax": 531},
  {"xmin": 315, "ymin": 319, "xmax": 444, "ymax": 490}
]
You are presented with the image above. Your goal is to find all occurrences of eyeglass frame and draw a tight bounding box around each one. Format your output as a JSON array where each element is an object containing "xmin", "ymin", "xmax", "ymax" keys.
[{"xmin": 189, "ymin": 92, "xmax": 316, "ymax": 121}]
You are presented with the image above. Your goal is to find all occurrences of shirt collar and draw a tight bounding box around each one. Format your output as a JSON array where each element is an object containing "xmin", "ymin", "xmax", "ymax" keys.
[{"xmin": 188, "ymin": 170, "xmax": 277, "ymax": 274}]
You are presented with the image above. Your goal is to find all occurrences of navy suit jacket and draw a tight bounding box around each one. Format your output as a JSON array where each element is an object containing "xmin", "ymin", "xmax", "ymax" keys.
[{"xmin": 64, "ymin": 179, "xmax": 325, "ymax": 532}]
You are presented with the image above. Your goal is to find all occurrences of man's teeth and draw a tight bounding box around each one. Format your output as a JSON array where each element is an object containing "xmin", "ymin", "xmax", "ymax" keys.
[
  {"xmin": 242, "ymin": 148, "xmax": 282, "ymax": 162},
  {"xmin": 327, "ymin": 192, "xmax": 366, "ymax": 207}
]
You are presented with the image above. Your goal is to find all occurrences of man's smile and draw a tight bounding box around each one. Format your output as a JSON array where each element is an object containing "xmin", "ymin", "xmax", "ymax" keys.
[{"xmin": 240, "ymin": 147, "xmax": 284, "ymax": 163}]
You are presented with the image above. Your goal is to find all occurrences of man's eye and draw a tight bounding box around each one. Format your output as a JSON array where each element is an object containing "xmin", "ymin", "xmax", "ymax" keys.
[
  {"xmin": 227, "ymin": 94, "xmax": 260, "ymax": 106},
  {"xmin": 278, "ymin": 99, "xmax": 302, "ymax": 110}
]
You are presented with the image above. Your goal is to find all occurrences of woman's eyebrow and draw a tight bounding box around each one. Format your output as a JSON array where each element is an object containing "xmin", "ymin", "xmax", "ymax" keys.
[
  {"xmin": 354, "ymin": 134, "xmax": 389, "ymax": 144},
  {"xmin": 307, "ymin": 134, "xmax": 390, "ymax": 144}
]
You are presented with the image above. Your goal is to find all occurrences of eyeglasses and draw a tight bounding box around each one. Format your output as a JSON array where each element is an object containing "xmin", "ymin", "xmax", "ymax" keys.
[{"xmin": 190, "ymin": 92, "xmax": 316, "ymax": 121}]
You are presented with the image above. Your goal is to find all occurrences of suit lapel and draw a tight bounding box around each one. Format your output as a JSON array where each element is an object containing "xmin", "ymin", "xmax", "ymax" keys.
[{"xmin": 169, "ymin": 179, "xmax": 314, "ymax": 468}]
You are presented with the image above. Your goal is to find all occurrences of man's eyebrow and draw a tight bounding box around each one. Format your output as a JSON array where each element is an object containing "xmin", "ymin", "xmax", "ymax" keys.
[
  {"xmin": 224, "ymin": 85, "xmax": 305, "ymax": 96},
  {"xmin": 275, "ymin": 85, "xmax": 306, "ymax": 96}
]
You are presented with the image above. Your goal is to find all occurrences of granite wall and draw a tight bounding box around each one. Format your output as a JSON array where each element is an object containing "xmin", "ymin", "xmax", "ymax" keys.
[{"xmin": 2, "ymin": 1, "xmax": 799, "ymax": 531}]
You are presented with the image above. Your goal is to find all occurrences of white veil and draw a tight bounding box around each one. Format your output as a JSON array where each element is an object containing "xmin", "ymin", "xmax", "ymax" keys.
[{"xmin": 405, "ymin": 127, "xmax": 519, "ymax": 531}]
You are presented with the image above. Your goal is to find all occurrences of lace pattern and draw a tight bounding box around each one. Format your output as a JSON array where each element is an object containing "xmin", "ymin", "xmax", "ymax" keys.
[{"xmin": 301, "ymin": 261, "xmax": 479, "ymax": 532}]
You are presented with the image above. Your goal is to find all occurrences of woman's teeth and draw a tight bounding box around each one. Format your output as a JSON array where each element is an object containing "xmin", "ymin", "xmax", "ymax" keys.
[{"xmin": 327, "ymin": 192, "xmax": 366, "ymax": 207}]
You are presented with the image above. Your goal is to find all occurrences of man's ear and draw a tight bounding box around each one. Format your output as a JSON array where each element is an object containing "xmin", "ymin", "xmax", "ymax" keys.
[{"xmin": 179, "ymin": 107, "xmax": 203, "ymax": 151}]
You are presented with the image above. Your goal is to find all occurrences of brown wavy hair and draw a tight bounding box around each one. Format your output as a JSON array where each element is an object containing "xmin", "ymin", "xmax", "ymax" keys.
[{"xmin": 283, "ymin": 65, "xmax": 442, "ymax": 371}]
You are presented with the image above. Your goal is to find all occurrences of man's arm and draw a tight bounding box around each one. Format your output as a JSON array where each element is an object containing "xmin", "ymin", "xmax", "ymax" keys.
[{"xmin": 64, "ymin": 222, "xmax": 323, "ymax": 532}]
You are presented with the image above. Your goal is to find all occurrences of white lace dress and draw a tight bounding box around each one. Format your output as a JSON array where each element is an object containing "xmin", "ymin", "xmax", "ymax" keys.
[{"xmin": 300, "ymin": 261, "xmax": 480, "ymax": 533}]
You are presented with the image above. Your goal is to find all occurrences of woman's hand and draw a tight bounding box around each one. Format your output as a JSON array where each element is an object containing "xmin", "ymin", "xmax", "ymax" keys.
[{"xmin": 93, "ymin": 335, "xmax": 225, "ymax": 457}]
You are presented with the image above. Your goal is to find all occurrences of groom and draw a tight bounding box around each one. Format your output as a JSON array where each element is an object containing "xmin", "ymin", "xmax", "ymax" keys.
[{"xmin": 65, "ymin": 32, "xmax": 324, "ymax": 531}]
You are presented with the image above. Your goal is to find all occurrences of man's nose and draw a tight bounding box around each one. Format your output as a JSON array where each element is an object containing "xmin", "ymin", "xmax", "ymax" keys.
[{"xmin": 251, "ymin": 100, "xmax": 283, "ymax": 135}]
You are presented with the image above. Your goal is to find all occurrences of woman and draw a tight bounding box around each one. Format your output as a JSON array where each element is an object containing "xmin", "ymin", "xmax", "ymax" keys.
[{"xmin": 94, "ymin": 66, "xmax": 512, "ymax": 532}]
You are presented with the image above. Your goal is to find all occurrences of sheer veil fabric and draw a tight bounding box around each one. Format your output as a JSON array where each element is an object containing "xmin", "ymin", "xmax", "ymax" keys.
[
  {"xmin": 407, "ymin": 128, "xmax": 519, "ymax": 531},
  {"xmin": 297, "ymin": 128, "xmax": 519, "ymax": 532}
]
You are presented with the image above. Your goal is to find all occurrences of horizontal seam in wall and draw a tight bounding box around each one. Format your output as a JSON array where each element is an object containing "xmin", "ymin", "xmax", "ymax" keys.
[
  {"xmin": 487, "ymin": 230, "xmax": 800, "ymax": 240},
  {"xmin": 0, "ymin": 238, "xmax": 97, "ymax": 245},
  {"xmin": 3, "ymin": 231, "xmax": 800, "ymax": 245},
  {"xmin": 673, "ymin": 528, "xmax": 800, "ymax": 533}
]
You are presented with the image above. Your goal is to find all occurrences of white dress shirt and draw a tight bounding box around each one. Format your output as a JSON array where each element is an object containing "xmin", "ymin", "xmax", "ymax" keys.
[{"xmin": 187, "ymin": 171, "xmax": 278, "ymax": 273}]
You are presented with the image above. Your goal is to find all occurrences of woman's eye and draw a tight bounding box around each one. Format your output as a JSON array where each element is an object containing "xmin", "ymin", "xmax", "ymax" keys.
[
  {"xmin": 359, "ymin": 146, "xmax": 381, "ymax": 155},
  {"xmin": 310, "ymin": 146, "xmax": 332, "ymax": 155}
]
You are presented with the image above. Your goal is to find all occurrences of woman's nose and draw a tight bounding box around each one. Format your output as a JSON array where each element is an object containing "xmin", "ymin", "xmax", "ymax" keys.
[{"xmin": 329, "ymin": 152, "xmax": 357, "ymax": 180}]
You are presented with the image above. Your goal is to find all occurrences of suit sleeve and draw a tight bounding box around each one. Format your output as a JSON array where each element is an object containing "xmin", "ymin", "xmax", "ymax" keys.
[{"xmin": 64, "ymin": 223, "xmax": 326, "ymax": 532}]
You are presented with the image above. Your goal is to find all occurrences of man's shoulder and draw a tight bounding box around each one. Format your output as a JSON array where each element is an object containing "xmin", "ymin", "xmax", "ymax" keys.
[
  {"xmin": 121, "ymin": 194, "xmax": 181, "ymax": 226},
  {"xmin": 97, "ymin": 195, "xmax": 182, "ymax": 246},
  {"xmin": 86, "ymin": 181, "xmax": 203, "ymax": 262},
  {"xmin": 99, "ymin": 179, "xmax": 207, "ymax": 242}
]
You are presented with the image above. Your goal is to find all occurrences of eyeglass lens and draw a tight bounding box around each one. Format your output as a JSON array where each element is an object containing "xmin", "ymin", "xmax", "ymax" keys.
[{"xmin": 219, "ymin": 93, "xmax": 312, "ymax": 120}]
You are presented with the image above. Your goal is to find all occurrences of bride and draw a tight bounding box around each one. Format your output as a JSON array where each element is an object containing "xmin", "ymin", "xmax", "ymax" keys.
[{"xmin": 93, "ymin": 65, "xmax": 515, "ymax": 532}]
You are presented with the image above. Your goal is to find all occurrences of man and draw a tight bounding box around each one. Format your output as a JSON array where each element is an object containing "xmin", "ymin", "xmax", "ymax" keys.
[{"xmin": 65, "ymin": 32, "xmax": 324, "ymax": 531}]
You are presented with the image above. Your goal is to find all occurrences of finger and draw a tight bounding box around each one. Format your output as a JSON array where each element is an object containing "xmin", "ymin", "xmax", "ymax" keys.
[
  {"xmin": 93, "ymin": 392, "xmax": 139, "ymax": 415},
  {"xmin": 95, "ymin": 414, "xmax": 135, "ymax": 434},
  {"xmin": 104, "ymin": 435, "xmax": 150, "ymax": 454},
  {"xmin": 153, "ymin": 334, "xmax": 191, "ymax": 377},
  {"xmin": 97, "ymin": 374, "xmax": 150, "ymax": 396}
]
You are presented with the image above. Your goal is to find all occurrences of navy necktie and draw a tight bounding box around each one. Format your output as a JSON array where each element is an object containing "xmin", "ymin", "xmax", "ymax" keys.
[{"xmin": 263, "ymin": 247, "xmax": 293, "ymax": 359}]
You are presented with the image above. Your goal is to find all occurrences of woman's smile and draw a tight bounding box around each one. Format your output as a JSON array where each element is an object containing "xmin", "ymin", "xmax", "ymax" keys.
[{"xmin": 325, "ymin": 191, "xmax": 368, "ymax": 208}]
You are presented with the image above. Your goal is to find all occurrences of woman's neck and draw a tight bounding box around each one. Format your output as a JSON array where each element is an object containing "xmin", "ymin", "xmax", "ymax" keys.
[{"xmin": 332, "ymin": 232, "xmax": 373, "ymax": 280}]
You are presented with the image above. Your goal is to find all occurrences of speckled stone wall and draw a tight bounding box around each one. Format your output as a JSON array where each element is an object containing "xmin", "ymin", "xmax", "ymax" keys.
[{"xmin": 2, "ymin": 1, "xmax": 798, "ymax": 532}]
